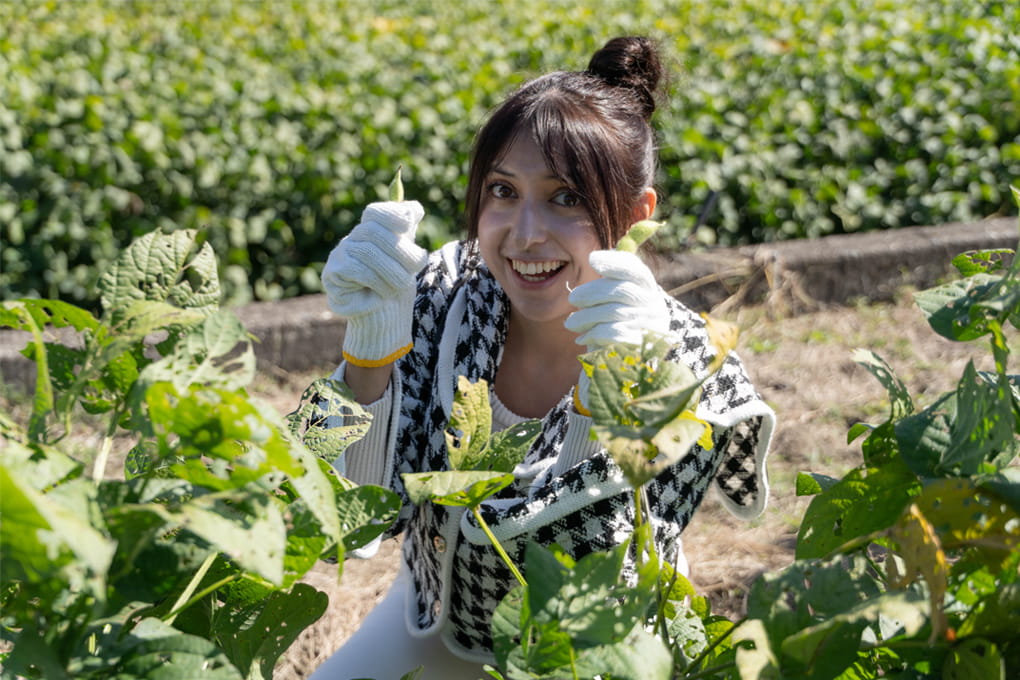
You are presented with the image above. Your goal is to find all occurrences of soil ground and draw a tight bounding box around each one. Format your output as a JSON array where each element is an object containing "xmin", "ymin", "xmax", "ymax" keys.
[{"xmin": 263, "ymin": 285, "xmax": 996, "ymax": 679}]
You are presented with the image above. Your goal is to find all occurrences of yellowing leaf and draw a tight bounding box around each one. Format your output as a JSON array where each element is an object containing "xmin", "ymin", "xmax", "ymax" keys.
[{"xmin": 889, "ymin": 503, "xmax": 949, "ymax": 642}]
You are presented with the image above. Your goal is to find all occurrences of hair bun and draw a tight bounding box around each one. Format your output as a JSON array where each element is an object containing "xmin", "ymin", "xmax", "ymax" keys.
[{"xmin": 586, "ymin": 36, "xmax": 662, "ymax": 120}]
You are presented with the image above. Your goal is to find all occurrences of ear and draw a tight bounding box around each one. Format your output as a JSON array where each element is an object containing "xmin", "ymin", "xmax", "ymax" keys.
[{"xmin": 628, "ymin": 187, "xmax": 657, "ymax": 225}]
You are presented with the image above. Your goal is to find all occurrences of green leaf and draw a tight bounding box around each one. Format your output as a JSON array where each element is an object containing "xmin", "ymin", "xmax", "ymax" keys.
[
  {"xmin": 215, "ymin": 583, "xmax": 328, "ymax": 680},
  {"xmin": 852, "ymin": 349, "xmax": 913, "ymax": 420},
  {"xmin": 746, "ymin": 555, "xmax": 885, "ymax": 676},
  {"xmin": 582, "ymin": 337, "xmax": 709, "ymax": 488},
  {"xmin": 446, "ymin": 375, "xmax": 493, "ymax": 471},
  {"xmin": 796, "ymin": 464, "xmax": 920, "ymax": 559},
  {"xmin": 79, "ymin": 616, "xmax": 243, "ymax": 679},
  {"xmin": 138, "ymin": 488, "xmax": 288, "ymax": 585},
  {"xmin": 943, "ymin": 638, "xmax": 1005, "ymax": 680},
  {"xmin": 896, "ymin": 365, "xmax": 1018, "ymax": 477},
  {"xmin": 0, "ymin": 465, "xmax": 115, "ymax": 606},
  {"xmin": 486, "ymin": 419, "xmax": 542, "ymax": 473},
  {"xmin": 780, "ymin": 591, "xmax": 928, "ymax": 677},
  {"xmin": 953, "ymin": 249, "xmax": 1015, "ymax": 277},
  {"xmin": 795, "ymin": 471, "xmax": 839, "ymax": 496},
  {"xmin": 401, "ymin": 470, "xmax": 514, "ymax": 508},
  {"xmin": 134, "ymin": 311, "xmax": 256, "ymax": 393},
  {"xmin": 98, "ymin": 229, "xmax": 220, "ymax": 324},
  {"xmin": 286, "ymin": 378, "xmax": 372, "ymax": 464},
  {"xmin": 914, "ymin": 273, "xmax": 1005, "ymax": 342},
  {"xmin": 336, "ymin": 483, "xmax": 400, "ymax": 551}
]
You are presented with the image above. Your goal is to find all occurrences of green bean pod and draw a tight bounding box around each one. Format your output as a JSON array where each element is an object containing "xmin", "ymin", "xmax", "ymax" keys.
[
  {"xmin": 388, "ymin": 165, "xmax": 404, "ymax": 202},
  {"xmin": 616, "ymin": 219, "xmax": 663, "ymax": 252}
]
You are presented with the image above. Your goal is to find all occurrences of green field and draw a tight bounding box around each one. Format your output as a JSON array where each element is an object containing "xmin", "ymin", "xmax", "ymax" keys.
[{"xmin": 2, "ymin": 0, "xmax": 1018, "ymax": 308}]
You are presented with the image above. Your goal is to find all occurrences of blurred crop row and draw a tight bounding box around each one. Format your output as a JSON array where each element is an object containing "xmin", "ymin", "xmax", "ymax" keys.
[{"xmin": 2, "ymin": 0, "xmax": 1018, "ymax": 309}]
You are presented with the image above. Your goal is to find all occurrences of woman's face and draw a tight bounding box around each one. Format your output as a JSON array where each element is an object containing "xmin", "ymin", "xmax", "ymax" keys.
[{"xmin": 476, "ymin": 135, "xmax": 602, "ymax": 327}]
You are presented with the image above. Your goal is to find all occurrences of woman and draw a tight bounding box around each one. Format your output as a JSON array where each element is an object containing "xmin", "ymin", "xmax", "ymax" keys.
[{"xmin": 311, "ymin": 36, "xmax": 774, "ymax": 679}]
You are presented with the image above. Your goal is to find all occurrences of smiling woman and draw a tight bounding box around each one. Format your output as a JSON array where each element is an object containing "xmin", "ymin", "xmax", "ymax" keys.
[{"xmin": 311, "ymin": 36, "xmax": 774, "ymax": 680}]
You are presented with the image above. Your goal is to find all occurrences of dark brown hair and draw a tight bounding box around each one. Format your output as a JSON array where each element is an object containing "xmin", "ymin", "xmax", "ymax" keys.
[{"xmin": 465, "ymin": 36, "xmax": 663, "ymax": 249}]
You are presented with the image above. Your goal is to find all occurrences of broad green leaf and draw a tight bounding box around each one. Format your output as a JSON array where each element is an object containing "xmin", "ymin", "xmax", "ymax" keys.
[
  {"xmin": 956, "ymin": 583, "xmax": 1020, "ymax": 639},
  {"xmin": 215, "ymin": 583, "xmax": 328, "ymax": 680},
  {"xmin": 977, "ymin": 467, "xmax": 1020, "ymax": 514},
  {"xmin": 79, "ymin": 616, "xmax": 243, "ymax": 679},
  {"xmin": 401, "ymin": 470, "xmax": 513, "ymax": 508},
  {"xmin": 486, "ymin": 419, "xmax": 542, "ymax": 473},
  {"xmin": 852, "ymin": 349, "xmax": 913, "ymax": 420},
  {"xmin": 285, "ymin": 378, "xmax": 372, "ymax": 463},
  {"xmin": 134, "ymin": 311, "xmax": 256, "ymax": 393},
  {"xmin": 952, "ymin": 249, "xmax": 1014, "ymax": 277},
  {"xmin": 796, "ymin": 463, "xmax": 920, "ymax": 559},
  {"xmin": 897, "ymin": 365, "xmax": 1018, "ymax": 477},
  {"xmin": 0, "ymin": 465, "xmax": 115, "ymax": 604},
  {"xmin": 0, "ymin": 298, "xmax": 99, "ymax": 334},
  {"xmin": 336, "ymin": 483, "xmax": 400, "ymax": 551},
  {"xmin": 139, "ymin": 488, "xmax": 287, "ymax": 585},
  {"xmin": 144, "ymin": 383, "xmax": 303, "ymax": 482},
  {"xmin": 733, "ymin": 619, "xmax": 780, "ymax": 680},
  {"xmin": 895, "ymin": 391, "xmax": 956, "ymax": 477},
  {"xmin": 98, "ymin": 229, "xmax": 220, "ymax": 324},
  {"xmin": 781, "ymin": 591, "xmax": 928, "ymax": 677},
  {"xmin": 943, "ymin": 638, "xmax": 1005, "ymax": 680},
  {"xmin": 1, "ymin": 439, "xmax": 83, "ymax": 491},
  {"xmin": 446, "ymin": 375, "xmax": 493, "ymax": 471},
  {"xmin": 914, "ymin": 273, "xmax": 1003, "ymax": 342},
  {"xmin": 582, "ymin": 337, "xmax": 709, "ymax": 488},
  {"xmin": 570, "ymin": 625, "xmax": 673, "ymax": 680},
  {"xmin": 937, "ymin": 363, "xmax": 1019, "ymax": 475},
  {"xmin": 0, "ymin": 623, "xmax": 73, "ymax": 679},
  {"xmin": 746, "ymin": 555, "xmax": 884, "ymax": 672},
  {"xmin": 795, "ymin": 471, "xmax": 840, "ymax": 496}
]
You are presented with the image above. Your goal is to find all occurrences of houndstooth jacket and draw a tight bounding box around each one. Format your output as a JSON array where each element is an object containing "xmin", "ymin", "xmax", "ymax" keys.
[{"xmin": 340, "ymin": 239, "xmax": 775, "ymax": 663}]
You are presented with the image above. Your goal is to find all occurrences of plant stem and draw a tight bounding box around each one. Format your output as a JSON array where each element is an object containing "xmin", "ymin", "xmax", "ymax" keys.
[
  {"xmin": 164, "ymin": 552, "xmax": 218, "ymax": 625},
  {"xmin": 91, "ymin": 404, "xmax": 123, "ymax": 485},
  {"xmin": 471, "ymin": 506, "xmax": 526, "ymax": 587},
  {"xmin": 683, "ymin": 660, "xmax": 737, "ymax": 680},
  {"xmin": 686, "ymin": 616, "xmax": 746, "ymax": 673}
]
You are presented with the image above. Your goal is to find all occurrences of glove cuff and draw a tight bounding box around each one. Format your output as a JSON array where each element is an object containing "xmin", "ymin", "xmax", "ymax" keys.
[
  {"xmin": 342, "ymin": 302, "xmax": 414, "ymax": 367},
  {"xmin": 573, "ymin": 374, "xmax": 592, "ymax": 417}
]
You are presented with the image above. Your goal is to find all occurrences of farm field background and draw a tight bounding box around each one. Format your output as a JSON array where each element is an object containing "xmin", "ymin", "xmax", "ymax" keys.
[{"xmin": 2, "ymin": 0, "xmax": 1018, "ymax": 310}]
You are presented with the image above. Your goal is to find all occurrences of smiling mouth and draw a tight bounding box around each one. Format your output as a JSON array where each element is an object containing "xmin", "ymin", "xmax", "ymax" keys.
[{"xmin": 510, "ymin": 259, "xmax": 567, "ymax": 282}]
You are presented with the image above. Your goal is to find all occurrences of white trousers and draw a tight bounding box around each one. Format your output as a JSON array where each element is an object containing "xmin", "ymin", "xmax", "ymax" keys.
[{"xmin": 308, "ymin": 567, "xmax": 489, "ymax": 680}]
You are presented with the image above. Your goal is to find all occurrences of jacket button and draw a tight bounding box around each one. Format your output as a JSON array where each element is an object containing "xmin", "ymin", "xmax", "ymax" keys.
[
  {"xmin": 433, "ymin": 535, "xmax": 447, "ymax": 553},
  {"xmin": 432, "ymin": 599, "xmax": 442, "ymax": 617}
]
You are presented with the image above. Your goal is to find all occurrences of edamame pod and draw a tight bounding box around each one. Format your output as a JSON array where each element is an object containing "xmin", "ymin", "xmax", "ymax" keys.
[
  {"xmin": 616, "ymin": 219, "xmax": 663, "ymax": 252},
  {"xmin": 388, "ymin": 165, "xmax": 404, "ymax": 202}
]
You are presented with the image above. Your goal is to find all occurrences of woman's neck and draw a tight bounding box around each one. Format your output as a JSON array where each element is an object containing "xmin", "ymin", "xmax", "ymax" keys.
[{"xmin": 494, "ymin": 311, "xmax": 582, "ymax": 418}]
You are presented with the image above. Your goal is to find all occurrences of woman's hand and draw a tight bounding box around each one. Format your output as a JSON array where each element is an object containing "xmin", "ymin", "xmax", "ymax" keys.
[
  {"xmin": 564, "ymin": 249, "xmax": 672, "ymax": 412},
  {"xmin": 321, "ymin": 201, "xmax": 428, "ymax": 368}
]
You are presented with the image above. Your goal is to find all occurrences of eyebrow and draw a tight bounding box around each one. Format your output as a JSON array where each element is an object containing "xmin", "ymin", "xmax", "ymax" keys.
[{"xmin": 489, "ymin": 164, "xmax": 561, "ymax": 182}]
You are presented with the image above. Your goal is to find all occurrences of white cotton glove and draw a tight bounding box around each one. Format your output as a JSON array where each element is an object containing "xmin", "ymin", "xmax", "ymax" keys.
[
  {"xmin": 321, "ymin": 201, "xmax": 428, "ymax": 366},
  {"xmin": 564, "ymin": 249, "xmax": 673, "ymax": 414}
]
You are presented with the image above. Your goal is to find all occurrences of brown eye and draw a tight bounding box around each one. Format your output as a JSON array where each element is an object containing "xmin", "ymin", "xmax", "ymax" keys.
[
  {"xmin": 552, "ymin": 190, "xmax": 582, "ymax": 208},
  {"xmin": 488, "ymin": 182, "xmax": 515, "ymax": 199}
]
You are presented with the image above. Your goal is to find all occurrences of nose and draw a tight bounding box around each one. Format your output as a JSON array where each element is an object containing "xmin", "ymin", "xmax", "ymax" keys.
[{"xmin": 511, "ymin": 199, "xmax": 546, "ymax": 249}]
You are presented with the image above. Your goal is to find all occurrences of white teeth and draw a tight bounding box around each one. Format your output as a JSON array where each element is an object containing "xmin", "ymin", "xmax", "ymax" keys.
[{"xmin": 511, "ymin": 260, "xmax": 564, "ymax": 276}]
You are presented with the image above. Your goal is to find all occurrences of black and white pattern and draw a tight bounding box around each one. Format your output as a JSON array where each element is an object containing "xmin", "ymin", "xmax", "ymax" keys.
[{"xmin": 351, "ymin": 239, "xmax": 774, "ymax": 662}]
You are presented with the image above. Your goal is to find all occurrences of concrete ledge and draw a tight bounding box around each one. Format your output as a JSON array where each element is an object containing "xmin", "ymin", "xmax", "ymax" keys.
[{"xmin": 2, "ymin": 216, "xmax": 1016, "ymax": 391}]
